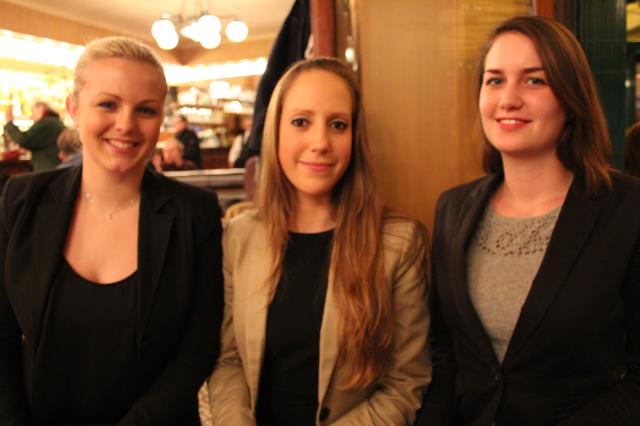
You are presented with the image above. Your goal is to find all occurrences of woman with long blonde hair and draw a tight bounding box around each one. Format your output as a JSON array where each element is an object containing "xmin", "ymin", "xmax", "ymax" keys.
[{"xmin": 209, "ymin": 57, "xmax": 430, "ymax": 425}]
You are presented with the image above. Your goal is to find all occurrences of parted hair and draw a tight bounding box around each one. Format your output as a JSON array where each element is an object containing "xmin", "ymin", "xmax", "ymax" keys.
[
  {"xmin": 477, "ymin": 16, "xmax": 611, "ymax": 197},
  {"xmin": 255, "ymin": 57, "xmax": 392, "ymax": 390},
  {"xmin": 72, "ymin": 36, "xmax": 167, "ymax": 100}
]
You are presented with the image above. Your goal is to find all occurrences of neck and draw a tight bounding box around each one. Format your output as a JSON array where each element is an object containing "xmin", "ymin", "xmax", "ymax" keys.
[
  {"xmin": 290, "ymin": 194, "xmax": 335, "ymax": 233},
  {"xmin": 495, "ymin": 154, "xmax": 573, "ymax": 217},
  {"xmin": 81, "ymin": 164, "xmax": 143, "ymax": 208}
]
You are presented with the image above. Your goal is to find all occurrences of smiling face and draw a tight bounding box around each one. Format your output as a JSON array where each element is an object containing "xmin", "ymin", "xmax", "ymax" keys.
[
  {"xmin": 277, "ymin": 69, "xmax": 353, "ymax": 206},
  {"xmin": 479, "ymin": 31, "xmax": 567, "ymax": 161},
  {"xmin": 67, "ymin": 57, "xmax": 166, "ymax": 177}
]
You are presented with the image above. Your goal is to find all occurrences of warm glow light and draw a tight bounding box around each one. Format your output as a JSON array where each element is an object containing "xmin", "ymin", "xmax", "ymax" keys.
[
  {"xmin": 164, "ymin": 58, "xmax": 268, "ymax": 85},
  {"xmin": 198, "ymin": 14, "xmax": 222, "ymax": 34},
  {"xmin": 0, "ymin": 32, "xmax": 83, "ymax": 68},
  {"xmin": 225, "ymin": 20, "xmax": 249, "ymax": 42},
  {"xmin": 200, "ymin": 32, "xmax": 221, "ymax": 49},
  {"xmin": 152, "ymin": 16, "xmax": 179, "ymax": 50}
]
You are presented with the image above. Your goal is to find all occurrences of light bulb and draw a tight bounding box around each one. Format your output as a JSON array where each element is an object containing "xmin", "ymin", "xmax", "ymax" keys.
[
  {"xmin": 151, "ymin": 17, "xmax": 175, "ymax": 40},
  {"xmin": 200, "ymin": 32, "xmax": 221, "ymax": 49},
  {"xmin": 225, "ymin": 20, "xmax": 249, "ymax": 42},
  {"xmin": 198, "ymin": 14, "xmax": 222, "ymax": 34}
]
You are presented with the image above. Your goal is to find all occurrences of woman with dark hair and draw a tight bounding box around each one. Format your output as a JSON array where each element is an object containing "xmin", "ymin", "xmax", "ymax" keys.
[
  {"xmin": 209, "ymin": 57, "xmax": 431, "ymax": 425},
  {"xmin": 416, "ymin": 16, "xmax": 640, "ymax": 425},
  {"xmin": 624, "ymin": 121, "xmax": 640, "ymax": 178},
  {"xmin": 4, "ymin": 101, "xmax": 65, "ymax": 171}
]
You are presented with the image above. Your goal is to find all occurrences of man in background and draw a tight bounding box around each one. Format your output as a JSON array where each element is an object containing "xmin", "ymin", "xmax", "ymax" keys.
[
  {"xmin": 161, "ymin": 138, "xmax": 197, "ymax": 172},
  {"xmin": 4, "ymin": 101, "xmax": 64, "ymax": 171},
  {"xmin": 172, "ymin": 115, "xmax": 202, "ymax": 168},
  {"xmin": 56, "ymin": 127, "xmax": 82, "ymax": 169}
]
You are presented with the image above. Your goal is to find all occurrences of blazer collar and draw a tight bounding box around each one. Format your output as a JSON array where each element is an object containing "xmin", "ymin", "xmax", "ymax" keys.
[
  {"xmin": 502, "ymin": 178, "xmax": 603, "ymax": 365},
  {"xmin": 136, "ymin": 170, "xmax": 174, "ymax": 341},
  {"xmin": 32, "ymin": 167, "xmax": 82, "ymax": 342},
  {"xmin": 450, "ymin": 174, "xmax": 504, "ymax": 363}
]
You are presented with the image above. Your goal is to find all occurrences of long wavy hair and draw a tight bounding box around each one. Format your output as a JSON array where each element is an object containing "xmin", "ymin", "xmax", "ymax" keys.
[
  {"xmin": 255, "ymin": 57, "xmax": 392, "ymax": 389},
  {"xmin": 477, "ymin": 16, "xmax": 611, "ymax": 197}
]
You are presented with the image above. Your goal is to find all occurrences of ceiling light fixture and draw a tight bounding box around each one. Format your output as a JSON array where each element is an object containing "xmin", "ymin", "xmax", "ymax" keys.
[{"xmin": 151, "ymin": 0, "xmax": 249, "ymax": 50}]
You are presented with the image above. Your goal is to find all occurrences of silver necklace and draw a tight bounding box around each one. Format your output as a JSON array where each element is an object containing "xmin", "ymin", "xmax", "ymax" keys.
[{"xmin": 83, "ymin": 192, "xmax": 139, "ymax": 220}]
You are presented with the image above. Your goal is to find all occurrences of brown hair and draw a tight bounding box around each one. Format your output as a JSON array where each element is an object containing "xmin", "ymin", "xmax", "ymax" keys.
[
  {"xmin": 73, "ymin": 36, "xmax": 167, "ymax": 101},
  {"xmin": 477, "ymin": 16, "xmax": 611, "ymax": 197},
  {"xmin": 625, "ymin": 122, "xmax": 640, "ymax": 178},
  {"xmin": 255, "ymin": 57, "xmax": 392, "ymax": 389}
]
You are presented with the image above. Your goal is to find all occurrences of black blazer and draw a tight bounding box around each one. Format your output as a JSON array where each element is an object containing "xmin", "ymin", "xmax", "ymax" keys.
[
  {"xmin": 416, "ymin": 172, "xmax": 640, "ymax": 426},
  {"xmin": 0, "ymin": 166, "xmax": 223, "ymax": 425}
]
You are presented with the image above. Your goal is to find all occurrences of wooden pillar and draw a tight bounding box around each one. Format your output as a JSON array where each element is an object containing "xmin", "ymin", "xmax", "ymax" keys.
[{"xmin": 310, "ymin": 0, "xmax": 335, "ymax": 56}]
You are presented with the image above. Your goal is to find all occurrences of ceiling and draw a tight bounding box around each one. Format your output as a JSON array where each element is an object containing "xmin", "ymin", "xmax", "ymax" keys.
[{"xmin": 4, "ymin": 0, "xmax": 294, "ymax": 43}]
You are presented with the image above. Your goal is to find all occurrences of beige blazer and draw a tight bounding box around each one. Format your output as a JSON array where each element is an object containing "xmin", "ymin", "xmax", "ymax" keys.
[{"xmin": 209, "ymin": 211, "xmax": 431, "ymax": 425}]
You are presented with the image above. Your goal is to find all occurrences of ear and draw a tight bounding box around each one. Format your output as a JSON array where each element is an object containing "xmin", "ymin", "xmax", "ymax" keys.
[{"xmin": 66, "ymin": 95, "xmax": 79, "ymax": 127}]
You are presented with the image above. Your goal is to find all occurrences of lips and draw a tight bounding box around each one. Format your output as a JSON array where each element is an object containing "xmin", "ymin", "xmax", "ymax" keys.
[
  {"xmin": 496, "ymin": 117, "xmax": 530, "ymax": 130},
  {"xmin": 299, "ymin": 160, "xmax": 335, "ymax": 171},
  {"xmin": 104, "ymin": 138, "xmax": 140, "ymax": 152}
]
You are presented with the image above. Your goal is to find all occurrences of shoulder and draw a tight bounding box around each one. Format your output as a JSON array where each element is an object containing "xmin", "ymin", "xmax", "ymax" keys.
[
  {"xmin": 143, "ymin": 170, "xmax": 221, "ymax": 221},
  {"xmin": 3, "ymin": 168, "xmax": 72, "ymax": 203},
  {"xmin": 609, "ymin": 170, "xmax": 640, "ymax": 197},
  {"xmin": 437, "ymin": 174, "xmax": 495, "ymax": 208},
  {"xmin": 225, "ymin": 209, "xmax": 262, "ymax": 240},
  {"xmin": 382, "ymin": 213, "xmax": 429, "ymax": 264}
]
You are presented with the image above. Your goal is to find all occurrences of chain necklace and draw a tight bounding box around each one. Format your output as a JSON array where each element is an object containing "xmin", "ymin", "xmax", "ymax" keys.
[{"xmin": 83, "ymin": 192, "xmax": 139, "ymax": 220}]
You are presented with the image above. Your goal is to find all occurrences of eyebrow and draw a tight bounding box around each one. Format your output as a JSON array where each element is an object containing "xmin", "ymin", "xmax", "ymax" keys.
[
  {"xmin": 285, "ymin": 108, "xmax": 351, "ymax": 117},
  {"xmin": 484, "ymin": 67, "xmax": 545, "ymax": 74},
  {"xmin": 93, "ymin": 93, "xmax": 162, "ymax": 103}
]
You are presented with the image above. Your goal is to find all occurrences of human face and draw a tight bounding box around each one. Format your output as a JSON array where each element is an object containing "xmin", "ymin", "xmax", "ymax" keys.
[
  {"xmin": 162, "ymin": 141, "xmax": 182, "ymax": 165},
  {"xmin": 479, "ymin": 32, "xmax": 567, "ymax": 161},
  {"xmin": 278, "ymin": 69, "xmax": 353, "ymax": 206},
  {"xmin": 67, "ymin": 57, "xmax": 166, "ymax": 177}
]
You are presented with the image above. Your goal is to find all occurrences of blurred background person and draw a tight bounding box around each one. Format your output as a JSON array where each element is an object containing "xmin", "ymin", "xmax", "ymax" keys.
[
  {"xmin": 228, "ymin": 115, "xmax": 252, "ymax": 167},
  {"xmin": 56, "ymin": 127, "xmax": 83, "ymax": 169},
  {"xmin": 172, "ymin": 114, "xmax": 202, "ymax": 168},
  {"xmin": 161, "ymin": 138, "xmax": 198, "ymax": 171},
  {"xmin": 4, "ymin": 101, "xmax": 64, "ymax": 171},
  {"xmin": 624, "ymin": 121, "xmax": 640, "ymax": 178}
]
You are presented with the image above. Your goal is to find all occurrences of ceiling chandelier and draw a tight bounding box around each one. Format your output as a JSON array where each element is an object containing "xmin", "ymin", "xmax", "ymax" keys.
[{"xmin": 151, "ymin": 0, "xmax": 249, "ymax": 50}]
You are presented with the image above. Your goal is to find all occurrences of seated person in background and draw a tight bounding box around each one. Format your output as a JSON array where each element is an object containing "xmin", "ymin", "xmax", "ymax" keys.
[
  {"xmin": 172, "ymin": 114, "xmax": 202, "ymax": 168},
  {"xmin": 4, "ymin": 101, "xmax": 64, "ymax": 171},
  {"xmin": 56, "ymin": 127, "xmax": 82, "ymax": 169},
  {"xmin": 161, "ymin": 138, "xmax": 198, "ymax": 171},
  {"xmin": 228, "ymin": 115, "xmax": 252, "ymax": 167},
  {"xmin": 624, "ymin": 121, "xmax": 640, "ymax": 178}
]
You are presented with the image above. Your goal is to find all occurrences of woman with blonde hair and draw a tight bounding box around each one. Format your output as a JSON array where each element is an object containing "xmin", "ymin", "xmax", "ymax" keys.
[
  {"xmin": 0, "ymin": 36, "xmax": 223, "ymax": 424},
  {"xmin": 209, "ymin": 57, "xmax": 431, "ymax": 425}
]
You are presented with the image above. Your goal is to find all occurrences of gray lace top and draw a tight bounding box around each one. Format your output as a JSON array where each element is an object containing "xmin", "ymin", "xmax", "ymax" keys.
[{"xmin": 467, "ymin": 205, "xmax": 560, "ymax": 363}]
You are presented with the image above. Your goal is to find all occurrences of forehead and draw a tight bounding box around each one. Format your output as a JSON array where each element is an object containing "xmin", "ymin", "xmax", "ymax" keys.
[
  {"xmin": 282, "ymin": 69, "xmax": 353, "ymax": 110},
  {"xmin": 79, "ymin": 57, "xmax": 166, "ymax": 97},
  {"xmin": 484, "ymin": 31, "xmax": 543, "ymax": 69}
]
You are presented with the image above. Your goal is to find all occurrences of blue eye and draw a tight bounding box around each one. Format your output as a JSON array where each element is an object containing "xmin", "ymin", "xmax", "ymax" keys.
[
  {"xmin": 485, "ymin": 78, "xmax": 502, "ymax": 86},
  {"xmin": 138, "ymin": 106, "xmax": 158, "ymax": 116},
  {"xmin": 98, "ymin": 101, "xmax": 116, "ymax": 110}
]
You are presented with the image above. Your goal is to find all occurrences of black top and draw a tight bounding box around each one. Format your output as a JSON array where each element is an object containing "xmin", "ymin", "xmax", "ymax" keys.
[
  {"xmin": 256, "ymin": 230, "xmax": 333, "ymax": 426},
  {"xmin": 31, "ymin": 259, "xmax": 138, "ymax": 424}
]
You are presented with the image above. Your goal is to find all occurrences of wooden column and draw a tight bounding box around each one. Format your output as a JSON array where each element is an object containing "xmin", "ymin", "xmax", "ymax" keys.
[{"xmin": 310, "ymin": 0, "xmax": 335, "ymax": 56}]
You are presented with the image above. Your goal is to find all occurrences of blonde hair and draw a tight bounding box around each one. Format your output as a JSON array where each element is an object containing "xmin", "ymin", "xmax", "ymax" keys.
[
  {"xmin": 255, "ymin": 57, "xmax": 392, "ymax": 389},
  {"xmin": 73, "ymin": 36, "xmax": 167, "ymax": 100}
]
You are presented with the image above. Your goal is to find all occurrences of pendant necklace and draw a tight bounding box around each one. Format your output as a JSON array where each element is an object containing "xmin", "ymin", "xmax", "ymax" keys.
[{"xmin": 83, "ymin": 192, "xmax": 139, "ymax": 220}]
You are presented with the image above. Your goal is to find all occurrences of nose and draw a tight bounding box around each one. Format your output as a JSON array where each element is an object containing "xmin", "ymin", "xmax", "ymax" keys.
[
  {"xmin": 309, "ymin": 124, "xmax": 330, "ymax": 153},
  {"xmin": 499, "ymin": 82, "xmax": 523, "ymax": 110},
  {"xmin": 115, "ymin": 108, "xmax": 136, "ymax": 134}
]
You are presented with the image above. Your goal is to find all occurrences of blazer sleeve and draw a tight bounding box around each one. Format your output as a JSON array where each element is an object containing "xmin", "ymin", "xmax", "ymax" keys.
[
  {"xmin": 559, "ymin": 234, "xmax": 640, "ymax": 426},
  {"xmin": 332, "ymin": 220, "xmax": 432, "ymax": 426},
  {"xmin": 414, "ymin": 194, "xmax": 459, "ymax": 426},
  {"xmin": 0, "ymin": 178, "xmax": 34, "ymax": 425},
  {"xmin": 119, "ymin": 195, "xmax": 224, "ymax": 426},
  {"xmin": 208, "ymin": 223, "xmax": 256, "ymax": 426}
]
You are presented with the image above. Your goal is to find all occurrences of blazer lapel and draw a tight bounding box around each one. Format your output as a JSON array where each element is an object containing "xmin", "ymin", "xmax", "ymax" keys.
[
  {"xmin": 317, "ymin": 268, "xmax": 339, "ymax": 405},
  {"xmin": 137, "ymin": 171, "xmax": 173, "ymax": 342},
  {"xmin": 242, "ymin": 222, "xmax": 272, "ymax": 409},
  {"xmin": 503, "ymin": 182, "xmax": 603, "ymax": 365},
  {"xmin": 31, "ymin": 167, "xmax": 81, "ymax": 343},
  {"xmin": 450, "ymin": 174, "xmax": 503, "ymax": 363}
]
